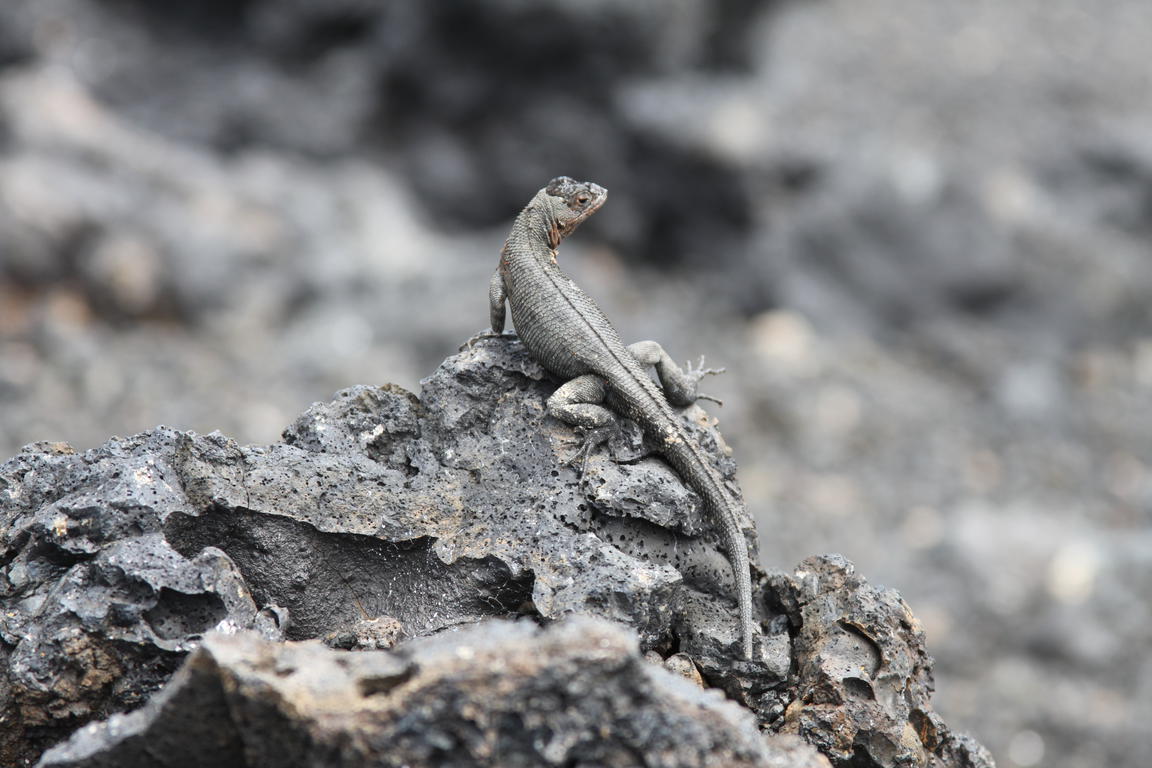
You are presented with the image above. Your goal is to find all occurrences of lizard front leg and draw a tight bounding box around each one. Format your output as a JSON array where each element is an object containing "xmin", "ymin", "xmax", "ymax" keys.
[
  {"xmin": 462, "ymin": 271, "xmax": 509, "ymax": 352},
  {"xmin": 628, "ymin": 341, "xmax": 725, "ymax": 407},
  {"xmin": 489, "ymin": 270, "xmax": 507, "ymax": 333},
  {"xmin": 546, "ymin": 373, "xmax": 618, "ymax": 476}
]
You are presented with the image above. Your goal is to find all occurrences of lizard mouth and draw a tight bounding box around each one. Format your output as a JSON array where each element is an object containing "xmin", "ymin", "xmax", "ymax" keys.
[
  {"xmin": 569, "ymin": 187, "xmax": 606, "ymax": 230},
  {"xmin": 584, "ymin": 185, "xmax": 608, "ymax": 213}
]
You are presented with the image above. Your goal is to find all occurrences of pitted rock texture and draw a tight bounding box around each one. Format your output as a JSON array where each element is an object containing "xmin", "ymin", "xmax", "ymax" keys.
[
  {"xmin": 772, "ymin": 556, "xmax": 994, "ymax": 768},
  {"xmin": 0, "ymin": 336, "xmax": 769, "ymax": 763},
  {"xmin": 38, "ymin": 618, "xmax": 829, "ymax": 768},
  {"xmin": 1, "ymin": 336, "xmax": 991, "ymax": 767},
  {"xmin": 159, "ymin": 334, "xmax": 759, "ymax": 652},
  {"xmin": 0, "ymin": 440, "xmax": 285, "ymax": 765}
]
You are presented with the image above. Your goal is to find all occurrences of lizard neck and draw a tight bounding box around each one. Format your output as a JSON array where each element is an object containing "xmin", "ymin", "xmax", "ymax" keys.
[{"xmin": 502, "ymin": 196, "xmax": 561, "ymax": 268}]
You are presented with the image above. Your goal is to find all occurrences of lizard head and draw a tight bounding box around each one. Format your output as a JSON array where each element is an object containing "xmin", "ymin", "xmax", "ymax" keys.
[{"xmin": 543, "ymin": 176, "xmax": 607, "ymax": 245}]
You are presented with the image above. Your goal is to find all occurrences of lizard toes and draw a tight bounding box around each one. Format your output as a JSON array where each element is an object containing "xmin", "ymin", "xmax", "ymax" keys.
[
  {"xmin": 686, "ymin": 355, "xmax": 727, "ymax": 381},
  {"xmin": 565, "ymin": 426, "xmax": 615, "ymax": 477},
  {"xmin": 696, "ymin": 392, "xmax": 724, "ymax": 407},
  {"xmin": 459, "ymin": 330, "xmax": 506, "ymax": 353}
]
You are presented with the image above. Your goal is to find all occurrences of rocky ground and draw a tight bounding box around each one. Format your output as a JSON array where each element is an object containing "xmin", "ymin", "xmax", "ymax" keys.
[
  {"xmin": 1, "ymin": 1, "xmax": 1150, "ymax": 766},
  {"xmin": 3, "ymin": 338, "xmax": 989, "ymax": 767}
]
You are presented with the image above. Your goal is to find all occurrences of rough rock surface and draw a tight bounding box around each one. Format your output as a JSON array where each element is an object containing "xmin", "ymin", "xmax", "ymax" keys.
[
  {"xmin": 771, "ymin": 557, "xmax": 993, "ymax": 768},
  {"xmin": 0, "ymin": 440, "xmax": 285, "ymax": 764},
  {"xmin": 2, "ymin": 337, "xmax": 990, "ymax": 767},
  {"xmin": 38, "ymin": 618, "xmax": 827, "ymax": 768}
]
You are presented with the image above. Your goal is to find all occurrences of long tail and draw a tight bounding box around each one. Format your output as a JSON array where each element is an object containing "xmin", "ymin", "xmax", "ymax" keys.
[
  {"xmin": 661, "ymin": 428, "xmax": 756, "ymax": 659},
  {"xmin": 603, "ymin": 360, "xmax": 757, "ymax": 659}
]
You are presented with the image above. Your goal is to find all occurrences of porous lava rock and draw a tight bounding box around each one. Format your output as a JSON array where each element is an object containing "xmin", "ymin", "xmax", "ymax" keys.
[
  {"xmin": 771, "ymin": 556, "xmax": 995, "ymax": 768},
  {"xmin": 2, "ymin": 336, "xmax": 992, "ymax": 767},
  {"xmin": 37, "ymin": 618, "xmax": 830, "ymax": 768}
]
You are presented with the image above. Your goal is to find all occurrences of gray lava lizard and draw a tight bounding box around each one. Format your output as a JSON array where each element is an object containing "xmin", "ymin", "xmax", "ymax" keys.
[{"xmin": 488, "ymin": 176, "xmax": 757, "ymax": 659}]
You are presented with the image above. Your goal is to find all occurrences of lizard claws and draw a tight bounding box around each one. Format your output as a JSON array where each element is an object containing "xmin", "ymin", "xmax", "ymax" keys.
[
  {"xmin": 686, "ymin": 355, "xmax": 726, "ymax": 379},
  {"xmin": 565, "ymin": 426, "xmax": 615, "ymax": 479},
  {"xmin": 460, "ymin": 330, "xmax": 505, "ymax": 353},
  {"xmin": 687, "ymin": 356, "xmax": 726, "ymax": 407}
]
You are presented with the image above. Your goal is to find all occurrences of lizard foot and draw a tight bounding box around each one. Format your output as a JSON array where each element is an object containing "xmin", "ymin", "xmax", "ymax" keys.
[
  {"xmin": 686, "ymin": 356, "xmax": 726, "ymax": 407},
  {"xmin": 460, "ymin": 330, "xmax": 507, "ymax": 353},
  {"xmin": 565, "ymin": 425, "xmax": 616, "ymax": 478}
]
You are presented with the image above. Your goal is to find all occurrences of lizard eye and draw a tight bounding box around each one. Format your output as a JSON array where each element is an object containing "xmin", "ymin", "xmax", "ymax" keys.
[{"xmin": 576, "ymin": 194, "xmax": 589, "ymax": 205}]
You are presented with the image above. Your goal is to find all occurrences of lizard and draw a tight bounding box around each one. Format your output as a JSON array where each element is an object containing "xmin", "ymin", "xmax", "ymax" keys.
[{"xmin": 487, "ymin": 176, "xmax": 757, "ymax": 659}]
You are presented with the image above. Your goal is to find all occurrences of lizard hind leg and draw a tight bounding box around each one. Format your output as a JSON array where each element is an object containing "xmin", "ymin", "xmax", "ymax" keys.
[
  {"xmin": 546, "ymin": 374, "xmax": 618, "ymax": 477},
  {"xmin": 628, "ymin": 341, "xmax": 726, "ymax": 407}
]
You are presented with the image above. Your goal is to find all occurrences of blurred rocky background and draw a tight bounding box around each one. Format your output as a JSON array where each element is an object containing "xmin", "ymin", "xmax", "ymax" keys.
[{"xmin": 0, "ymin": 1, "xmax": 1149, "ymax": 766}]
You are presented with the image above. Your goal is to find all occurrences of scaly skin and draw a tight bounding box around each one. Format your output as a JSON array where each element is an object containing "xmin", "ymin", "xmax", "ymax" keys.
[{"xmin": 488, "ymin": 176, "xmax": 757, "ymax": 659}]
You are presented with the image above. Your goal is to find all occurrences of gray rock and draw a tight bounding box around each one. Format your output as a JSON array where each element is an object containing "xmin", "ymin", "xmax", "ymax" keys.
[
  {"xmin": 38, "ymin": 618, "xmax": 827, "ymax": 768},
  {"xmin": 0, "ymin": 336, "xmax": 770, "ymax": 762},
  {"xmin": 771, "ymin": 555, "xmax": 993, "ymax": 768},
  {"xmin": 0, "ymin": 437, "xmax": 284, "ymax": 764},
  {"xmin": 161, "ymin": 336, "xmax": 754, "ymax": 652},
  {"xmin": 3, "ymin": 335, "xmax": 990, "ymax": 767}
]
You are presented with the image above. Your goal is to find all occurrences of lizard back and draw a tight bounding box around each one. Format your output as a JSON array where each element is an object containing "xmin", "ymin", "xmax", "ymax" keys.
[{"xmin": 502, "ymin": 255, "xmax": 680, "ymax": 427}]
